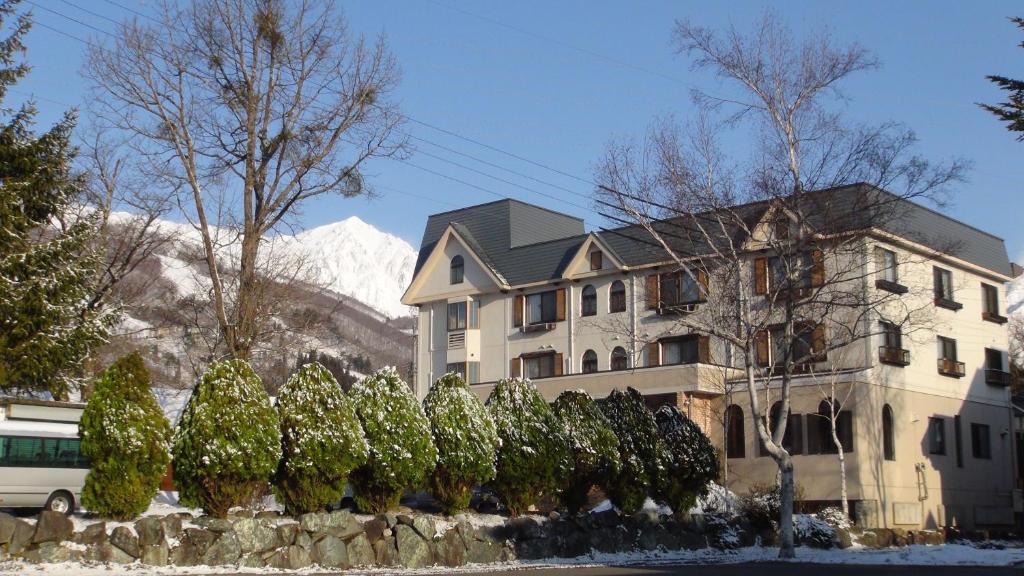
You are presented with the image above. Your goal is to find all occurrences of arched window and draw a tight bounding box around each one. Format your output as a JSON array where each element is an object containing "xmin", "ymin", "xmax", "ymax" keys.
[
  {"xmin": 609, "ymin": 280, "xmax": 626, "ymax": 313},
  {"xmin": 815, "ymin": 399, "xmax": 854, "ymax": 454},
  {"xmin": 882, "ymin": 404, "xmax": 895, "ymax": 461},
  {"xmin": 761, "ymin": 401, "xmax": 802, "ymax": 456},
  {"xmin": 582, "ymin": 349, "xmax": 598, "ymax": 373},
  {"xmin": 610, "ymin": 346, "xmax": 628, "ymax": 371},
  {"xmin": 581, "ymin": 285, "xmax": 597, "ymax": 317},
  {"xmin": 726, "ymin": 404, "xmax": 745, "ymax": 458},
  {"xmin": 450, "ymin": 255, "xmax": 464, "ymax": 284}
]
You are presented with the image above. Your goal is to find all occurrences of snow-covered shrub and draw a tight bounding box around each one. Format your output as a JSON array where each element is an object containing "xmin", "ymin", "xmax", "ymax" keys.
[
  {"xmin": 80, "ymin": 352, "xmax": 172, "ymax": 520},
  {"xmin": 599, "ymin": 387, "xmax": 669, "ymax": 515},
  {"xmin": 655, "ymin": 405, "xmax": 719, "ymax": 515},
  {"xmin": 552, "ymin": 390, "xmax": 620, "ymax": 514},
  {"xmin": 172, "ymin": 359, "xmax": 281, "ymax": 518},
  {"xmin": 794, "ymin": 514, "xmax": 836, "ymax": 548},
  {"xmin": 739, "ymin": 482, "xmax": 805, "ymax": 529},
  {"xmin": 694, "ymin": 482, "xmax": 739, "ymax": 516},
  {"xmin": 423, "ymin": 373, "xmax": 500, "ymax": 515},
  {"xmin": 349, "ymin": 367, "xmax": 437, "ymax": 513},
  {"xmin": 486, "ymin": 378, "xmax": 570, "ymax": 517},
  {"xmin": 817, "ymin": 505, "xmax": 852, "ymax": 529},
  {"xmin": 273, "ymin": 361, "xmax": 369, "ymax": 515}
]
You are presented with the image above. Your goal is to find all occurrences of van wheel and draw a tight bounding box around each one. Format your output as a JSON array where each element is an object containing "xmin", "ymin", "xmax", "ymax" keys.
[{"xmin": 44, "ymin": 491, "xmax": 74, "ymax": 515}]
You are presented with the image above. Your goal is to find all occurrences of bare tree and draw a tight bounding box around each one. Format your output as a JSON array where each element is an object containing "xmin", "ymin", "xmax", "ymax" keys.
[
  {"xmin": 85, "ymin": 0, "xmax": 408, "ymax": 359},
  {"xmin": 595, "ymin": 13, "xmax": 964, "ymax": 557},
  {"xmin": 807, "ymin": 349, "xmax": 857, "ymax": 518}
]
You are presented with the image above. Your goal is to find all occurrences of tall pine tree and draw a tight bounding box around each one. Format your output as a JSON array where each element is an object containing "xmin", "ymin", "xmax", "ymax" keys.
[
  {"xmin": 0, "ymin": 1, "xmax": 113, "ymax": 398},
  {"xmin": 981, "ymin": 17, "xmax": 1024, "ymax": 139}
]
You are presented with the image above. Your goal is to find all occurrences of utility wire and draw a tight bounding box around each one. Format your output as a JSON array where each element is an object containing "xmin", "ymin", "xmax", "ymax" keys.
[
  {"xmin": 24, "ymin": 0, "xmax": 115, "ymax": 38},
  {"xmin": 58, "ymin": 0, "xmax": 124, "ymax": 28},
  {"xmin": 100, "ymin": 0, "xmax": 161, "ymax": 24}
]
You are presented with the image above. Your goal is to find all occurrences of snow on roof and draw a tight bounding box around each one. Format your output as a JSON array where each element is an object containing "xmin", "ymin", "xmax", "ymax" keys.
[
  {"xmin": 0, "ymin": 419, "xmax": 80, "ymax": 438},
  {"xmin": 152, "ymin": 387, "xmax": 193, "ymax": 426}
]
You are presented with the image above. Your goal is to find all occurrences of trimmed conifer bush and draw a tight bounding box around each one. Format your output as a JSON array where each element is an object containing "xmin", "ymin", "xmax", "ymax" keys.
[
  {"xmin": 486, "ymin": 378, "xmax": 570, "ymax": 517},
  {"xmin": 79, "ymin": 352, "xmax": 172, "ymax": 520},
  {"xmin": 423, "ymin": 373, "xmax": 501, "ymax": 515},
  {"xmin": 655, "ymin": 404, "xmax": 719, "ymax": 514},
  {"xmin": 552, "ymin": 390, "xmax": 620, "ymax": 514},
  {"xmin": 172, "ymin": 359, "xmax": 281, "ymax": 518},
  {"xmin": 274, "ymin": 361, "xmax": 369, "ymax": 515},
  {"xmin": 600, "ymin": 387, "xmax": 669, "ymax": 514},
  {"xmin": 349, "ymin": 367, "xmax": 437, "ymax": 513}
]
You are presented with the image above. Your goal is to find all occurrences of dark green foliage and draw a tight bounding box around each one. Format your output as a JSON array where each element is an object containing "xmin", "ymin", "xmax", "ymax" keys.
[
  {"xmin": 274, "ymin": 362, "xmax": 368, "ymax": 515},
  {"xmin": 553, "ymin": 390, "xmax": 620, "ymax": 514},
  {"xmin": 655, "ymin": 405, "xmax": 719, "ymax": 514},
  {"xmin": 599, "ymin": 387, "xmax": 669, "ymax": 514},
  {"xmin": 293, "ymin": 349, "xmax": 367, "ymax": 391},
  {"xmin": 981, "ymin": 17, "xmax": 1024, "ymax": 140},
  {"xmin": 349, "ymin": 367, "xmax": 437, "ymax": 513},
  {"xmin": 423, "ymin": 373, "xmax": 500, "ymax": 515},
  {"xmin": 79, "ymin": 353, "xmax": 171, "ymax": 520},
  {"xmin": 0, "ymin": 2, "xmax": 113, "ymax": 398},
  {"xmin": 172, "ymin": 360, "xmax": 281, "ymax": 518},
  {"xmin": 486, "ymin": 378, "xmax": 570, "ymax": 517}
]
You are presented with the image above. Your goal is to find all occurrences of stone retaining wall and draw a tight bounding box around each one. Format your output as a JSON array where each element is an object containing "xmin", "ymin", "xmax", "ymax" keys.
[{"xmin": 0, "ymin": 509, "xmax": 947, "ymax": 569}]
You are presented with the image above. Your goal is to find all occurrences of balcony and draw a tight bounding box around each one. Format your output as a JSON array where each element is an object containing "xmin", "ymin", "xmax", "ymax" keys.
[
  {"xmin": 658, "ymin": 302, "xmax": 700, "ymax": 316},
  {"xmin": 934, "ymin": 297, "xmax": 963, "ymax": 311},
  {"xmin": 937, "ymin": 358, "xmax": 965, "ymax": 378},
  {"xmin": 520, "ymin": 322, "xmax": 556, "ymax": 334},
  {"xmin": 875, "ymin": 279, "xmax": 909, "ymax": 294},
  {"xmin": 878, "ymin": 346, "xmax": 910, "ymax": 367},
  {"xmin": 985, "ymin": 368, "xmax": 1011, "ymax": 387},
  {"xmin": 982, "ymin": 311, "xmax": 1009, "ymax": 325}
]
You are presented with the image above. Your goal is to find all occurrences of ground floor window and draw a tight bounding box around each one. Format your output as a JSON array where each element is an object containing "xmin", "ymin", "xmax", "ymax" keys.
[
  {"xmin": 971, "ymin": 423, "xmax": 991, "ymax": 460},
  {"xmin": 726, "ymin": 404, "xmax": 745, "ymax": 459},
  {"xmin": 524, "ymin": 353, "xmax": 557, "ymax": 379},
  {"xmin": 928, "ymin": 417, "xmax": 946, "ymax": 455}
]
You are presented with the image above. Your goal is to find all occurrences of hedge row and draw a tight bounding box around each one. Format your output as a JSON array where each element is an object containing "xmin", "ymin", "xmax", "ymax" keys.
[{"xmin": 83, "ymin": 355, "xmax": 719, "ymax": 519}]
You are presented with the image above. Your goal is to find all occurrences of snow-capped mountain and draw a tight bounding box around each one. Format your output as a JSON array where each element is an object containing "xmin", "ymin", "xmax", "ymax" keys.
[{"xmin": 282, "ymin": 217, "xmax": 418, "ymax": 319}]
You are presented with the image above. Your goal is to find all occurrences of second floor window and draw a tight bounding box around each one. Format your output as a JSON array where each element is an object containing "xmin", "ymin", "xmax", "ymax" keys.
[
  {"xmin": 582, "ymin": 350, "xmax": 598, "ymax": 373},
  {"xmin": 982, "ymin": 283, "xmax": 1004, "ymax": 322},
  {"xmin": 581, "ymin": 285, "xmax": 597, "ymax": 317},
  {"xmin": 928, "ymin": 417, "xmax": 946, "ymax": 455},
  {"xmin": 660, "ymin": 271, "xmax": 702, "ymax": 306},
  {"xmin": 447, "ymin": 302, "xmax": 467, "ymax": 331},
  {"xmin": 527, "ymin": 291, "xmax": 558, "ymax": 324},
  {"xmin": 933, "ymin": 267, "xmax": 959, "ymax": 308},
  {"xmin": 525, "ymin": 353, "xmax": 557, "ymax": 379},
  {"xmin": 881, "ymin": 321, "xmax": 903, "ymax": 349},
  {"xmin": 971, "ymin": 423, "xmax": 991, "ymax": 459},
  {"xmin": 875, "ymin": 247, "xmax": 899, "ymax": 283},
  {"xmin": 662, "ymin": 336, "xmax": 700, "ymax": 365},
  {"xmin": 609, "ymin": 280, "xmax": 626, "ymax": 313},
  {"xmin": 937, "ymin": 336, "xmax": 958, "ymax": 362},
  {"xmin": 610, "ymin": 346, "xmax": 628, "ymax": 370},
  {"xmin": 986, "ymin": 348, "xmax": 1005, "ymax": 371},
  {"xmin": 767, "ymin": 324, "xmax": 821, "ymax": 366},
  {"xmin": 450, "ymin": 255, "xmax": 464, "ymax": 284}
]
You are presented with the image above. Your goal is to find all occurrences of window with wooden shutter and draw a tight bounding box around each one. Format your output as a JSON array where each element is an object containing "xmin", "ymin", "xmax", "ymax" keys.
[
  {"xmin": 510, "ymin": 357, "xmax": 521, "ymax": 379},
  {"xmin": 754, "ymin": 257, "xmax": 768, "ymax": 295},
  {"xmin": 645, "ymin": 274, "xmax": 660, "ymax": 309},
  {"xmin": 513, "ymin": 295, "xmax": 524, "ymax": 327},
  {"xmin": 697, "ymin": 268, "xmax": 709, "ymax": 300},
  {"xmin": 555, "ymin": 288, "xmax": 567, "ymax": 322},
  {"xmin": 811, "ymin": 324, "xmax": 827, "ymax": 362},
  {"xmin": 755, "ymin": 330, "xmax": 769, "ymax": 366},
  {"xmin": 810, "ymin": 249, "xmax": 825, "ymax": 287},
  {"xmin": 698, "ymin": 336, "xmax": 710, "ymax": 364},
  {"xmin": 647, "ymin": 341, "xmax": 661, "ymax": 367},
  {"xmin": 553, "ymin": 353, "xmax": 564, "ymax": 376}
]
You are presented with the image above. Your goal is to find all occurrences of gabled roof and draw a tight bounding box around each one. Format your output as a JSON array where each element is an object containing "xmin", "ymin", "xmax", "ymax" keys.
[{"xmin": 408, "ymin": 184, "xmax": 1012, "ymax": 290}]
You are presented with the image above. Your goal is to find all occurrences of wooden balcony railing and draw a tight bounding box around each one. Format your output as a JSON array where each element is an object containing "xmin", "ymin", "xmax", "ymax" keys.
[
  {"xmin": 985, "ymin": 368, "xmax": 1011, "ymax": 387},
  {"xmin": 875, "ymin": 278, "xmax": 909, "ymax": 294},
  {"xmin": 937, "ymin": 358, "xmax": 965, "ymax": 378},
  {"xmin": 878, "ymin": 346, "xmax": 910, "ymax": 367}
]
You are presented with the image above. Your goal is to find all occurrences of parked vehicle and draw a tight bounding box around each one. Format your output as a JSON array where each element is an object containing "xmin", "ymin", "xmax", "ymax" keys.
[{"xmin": 0, "ymin": 398, "xmax": 88, "ymax": 514}]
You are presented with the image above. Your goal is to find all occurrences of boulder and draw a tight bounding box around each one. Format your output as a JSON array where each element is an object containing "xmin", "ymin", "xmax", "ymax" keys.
[
  {"xmin": 465, "ymin": 537, "xmax": 507, "ymax": 564},
  {"xmin": 86, "ymin": 542, "xmax": 136, "ymax": 564},
  {"xmin": 24, "ymin": 541, "xmax": 80, "ymax": 563},
  {"xmin": 0, "ymin": 512, "xmax": 16, "ymax": 544},
  {"xmin": 311, "ymin": 534, "xmax": 349, "ymax": 568},
  {"xmin": 325, "ymin": 510, "xmax": 364, "ymax": 540},
  {"xmin": 383, "ymin": 513, "xmax": 398, "ymax": 528},
  {"xmin": 508, "ymin": 516, "xmax": 544, "ymax": 540},
  {"xmin": 412, "ymin": 515, "xmax": 436, "ymax": 540},
  {"xmin": 395, "ymin": 524, "xmax": 433, "ymax": 568},
  {"xmin": 8, "ymin": 520, "xmax": 35, "ymax": 555},
  {"xmin": 110, "ymin": 526, "xmax": 140, "ymax": 558},
  {"xmin": 170, "ymin": 528, "xmax": 218, "ymax": 566},
  {"xmin": 202, "ymin": 531, "xmax": 242, "ymax": 566},
  {"xmin": 438, "ymin": 528, "xmax": 466, "ymax": 566},
  {"xmin": 135, "ymin": 517, "xmax": 166, "ymax": 547},
  {"xmin": 835, "ymin": 527, "xmax": 854, "ymax": 549},
  {"xmin": 266, "ymin": 545, "xmax": 311, "ymax": 570},
  {"xmin": 347, "ymin": 533, "xmax": 376, "ymax": 567},
  {"xmin": 255, "ymin": 510, "xmax": 280, "ymax": 520},
  {"xmin": 275, "ymin": 522, "xmax": 299, "ymax": 546},
  {"xmin": 75, "ymin": 522, "xmax": 107, "ymax": 546},
  {"xmin": 516, "ymin": 536, "xmax": 557, "ymax": 559},
  {"xmin": 162, "ymin": 514, "xmax": 183, "ymax": 539},
  {"xmin": 233, "ymin": 517, "xmax": 279, "ymax": 553},
  {"xmin": 373, "ymin": 535, "xmax": 399, "ymax": 567},
  {"xmin": 299, "ymin": 512, "xmax": 328, "ymax": 532},
  {"xmin": 396, "ymin": 514, "xmax": 414, "ymax": 527},
  {"xmin": 140, "ymin": 541, "xmax": 169, "ymax": 566},
  {"xmin": 238, "ymin": 552, "xmax": 265, "ymax": 568},
  {"xmin": 32, "ymin": 511, "xmax": 73, "ymax": 544},
  {"xmin": 295, "ymin": 530, "xmax": 312, "ymax": 550},
  {"xmin": 363, "ymin": 518, "xmax": 388, "ymax": 544},
  {"xmin": 193, "ymin": 516, "xmax": 233, "ymax": 532}
]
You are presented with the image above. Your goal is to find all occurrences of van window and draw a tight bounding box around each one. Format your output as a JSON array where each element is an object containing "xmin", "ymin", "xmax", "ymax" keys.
[{"xmin": 0, "ymin": 436, "xmax": 90, "ymax": 469}]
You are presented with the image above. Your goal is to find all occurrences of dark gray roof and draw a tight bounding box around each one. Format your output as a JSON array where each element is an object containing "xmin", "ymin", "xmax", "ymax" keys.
[{"xmin": 413, "ymin": 185, "xmax": 1011, "ymax": 286}]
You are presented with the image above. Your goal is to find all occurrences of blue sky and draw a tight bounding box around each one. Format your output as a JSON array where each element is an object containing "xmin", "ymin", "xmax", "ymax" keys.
[{"xmin": 14, "ymin": 0, "xmax": 1024, "ymax": 262}]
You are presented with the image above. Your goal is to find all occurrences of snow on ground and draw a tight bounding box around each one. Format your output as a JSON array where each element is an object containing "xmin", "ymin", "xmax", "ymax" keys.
[{"xmin": 2, "ymin": 544, "xmax": 1022, "ymax": 575}]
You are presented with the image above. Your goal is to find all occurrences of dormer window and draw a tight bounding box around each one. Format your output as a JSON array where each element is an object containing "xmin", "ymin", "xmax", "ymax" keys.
[
  {"xmin": 450, "ymin": 255, "xmax": 464, "ymax": 285},
  {"xmin": 590, "ymin": 251, "xmax": 603, "ymax": 271}
]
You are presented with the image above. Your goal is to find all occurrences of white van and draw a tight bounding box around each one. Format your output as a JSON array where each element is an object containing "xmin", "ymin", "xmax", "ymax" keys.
[{"xmin": 0, "ymin": 398, "xmax": 89, "ymax": 514}]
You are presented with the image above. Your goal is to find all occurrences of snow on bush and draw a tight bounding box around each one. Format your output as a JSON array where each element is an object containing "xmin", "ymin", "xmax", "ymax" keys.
[
  {"xmin": 655, "ymin": 405, "xmax": 719, "ymax": 515},
  {"xmin": 349, "ymin": 367, "xmax": 437, "ymax": 513},
  {"xmin": 80, "ymin": 352, "xmax": 172, "ymax": 520},
  {"xmin": 172, "ymin": 359, "xmax": 281, "ymax": 518},
  {"xmin": 693, "ymin": 482, "xmax": 739, "ymax": 516},
  {"xmin": 817, "ymin": 505, "xmax": 852, "ymax": 529},
  {"xmin": 739, "ymin": 482, "xmax": 805, "ymax": 529},
  {"xmin": 486, "ymin": 378, "xmax": 570, "ymax": 517},
  {"xmin": 423, "ymin": 372, "xmax": 501, "ymax": 515},
  {"xmin": 599, "ymin": 387, "xmax": 669, "ymax": 515},
  {"xmin": 274, "ymin": 361, "xmax": 369, "ymax": 515},
  {"xmin": 552, "ymin": 389, "xmax": 620, "ymax": 514},
  {"xmin": 795, "ymin": 513, "xmax": 836, "ymax": 548}
]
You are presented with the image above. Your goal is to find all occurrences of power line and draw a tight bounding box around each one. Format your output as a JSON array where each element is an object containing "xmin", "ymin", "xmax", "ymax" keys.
[
  {"xmin": 33, "ymin": 20, "xmax": 90, "ymax": 44},
  {"xmin": 100, "ymin": 0, "xmax": 160, "ymax": 24},
  {"xmin": 24, "ymin": 0, "xmax": 115, "ymax": 38},
  {"xmin": 58, "ymin": 0, "xmax": 123, "ymax": 28}
]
